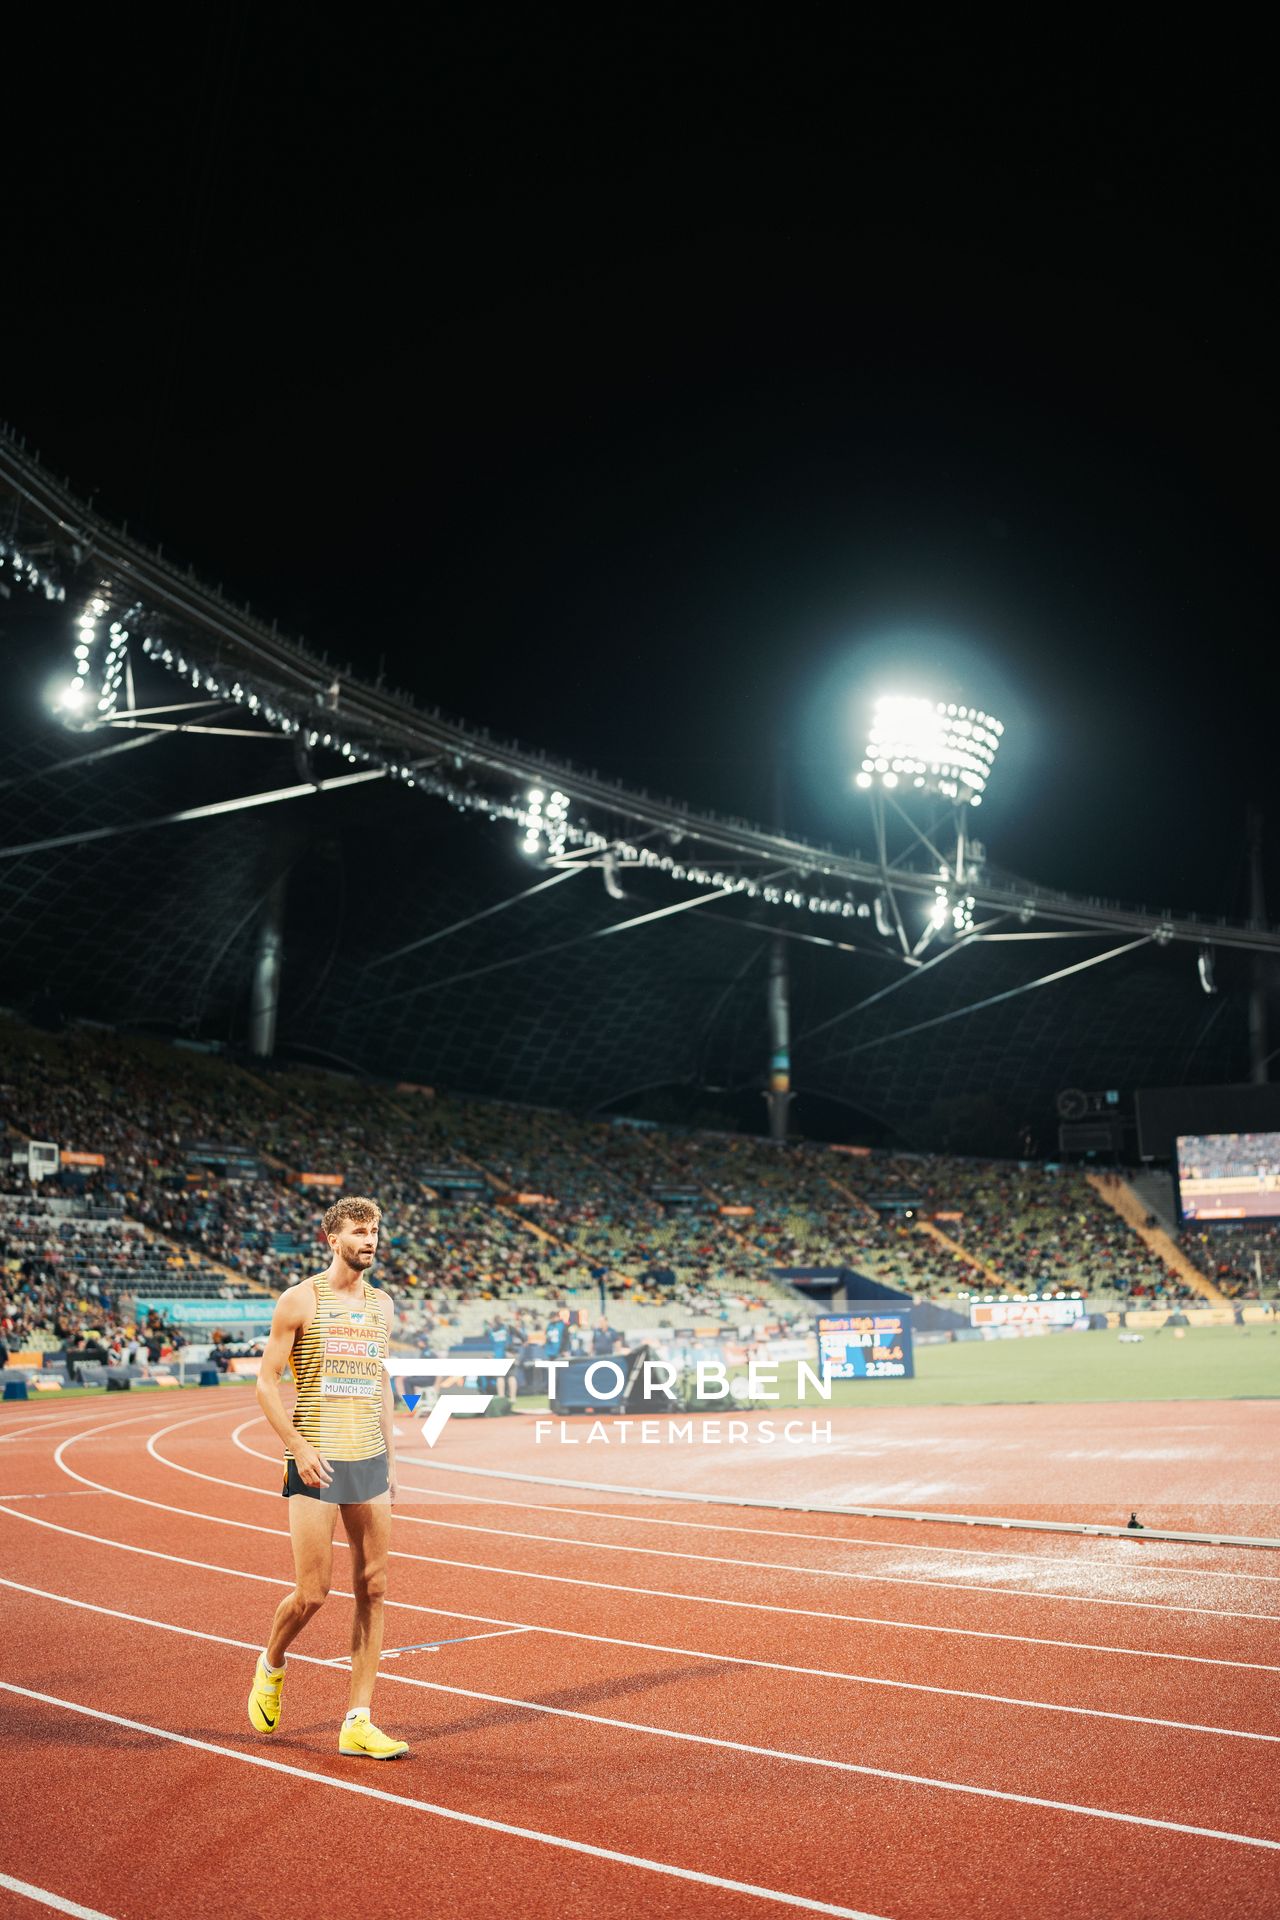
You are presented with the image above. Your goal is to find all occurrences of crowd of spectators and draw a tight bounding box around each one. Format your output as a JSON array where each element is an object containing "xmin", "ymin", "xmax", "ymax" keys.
[
  {"xmin": 1179, "ymin": 1223, "xmax": 1280, "ymax": 1300},
  {"xmin": 448, "ymin": 1103, "xmax": 786, "ymax": 1303},
  {"xmin": 1178, "ymin": 1134, "xmax": 1280, "ymax": 1182},
  {"xmin": 0, "ymin": 1199, "xmax": 183, "ymax": 1360},
  {"xmin": 4, "ymin": 1015, "xmax": 1273, "ymax": 1360},
  {"xmin": 813, "ymin": 1150, "xmax": 1199, "ymax": 1303}
]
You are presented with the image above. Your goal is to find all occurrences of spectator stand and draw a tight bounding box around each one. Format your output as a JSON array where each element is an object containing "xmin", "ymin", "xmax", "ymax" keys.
[
  {"xmin": 914, "ymin": 1215, "xmax": 1002, "ymax": 1290},
  {"xmin": 1086, "ymin": 1171, "xmax": 1223, "ymax": 1305}
]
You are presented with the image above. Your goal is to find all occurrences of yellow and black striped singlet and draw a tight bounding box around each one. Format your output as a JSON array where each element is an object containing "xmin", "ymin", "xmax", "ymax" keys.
[{"xmin": 286, "ymin": 1273, "xmax": 388, "ymax": 1463}]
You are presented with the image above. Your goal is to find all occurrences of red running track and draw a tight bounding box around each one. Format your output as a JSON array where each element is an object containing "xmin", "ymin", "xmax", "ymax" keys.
[{"xmin": 0, "ymin": 1391, "xmax": 1278, "ymax": 1920}]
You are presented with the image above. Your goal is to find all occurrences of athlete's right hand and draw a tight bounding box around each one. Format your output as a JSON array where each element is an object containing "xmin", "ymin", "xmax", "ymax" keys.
[{"xmin": 294, "ymin": 1443, "xmax": 333, "ymax": 1488}]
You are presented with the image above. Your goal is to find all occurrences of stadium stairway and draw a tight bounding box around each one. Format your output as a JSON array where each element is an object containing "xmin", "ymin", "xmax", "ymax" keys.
[
  {"xmin": 1085, "ymin": 1172, "xmax": 1226, "ymax": 1306},
  {"xmin": 126, "ymin": 1217, "xmax": 272, "ymax": 1297},
  {"xmin": 820, "ymin": 1168, "xmax": 881, "ymax": 1221},
  {"xmin": 1128, "ymin": 1166, "xmax": 1180, "ymax": 1235},
  {"xmin": 450, "ymin": 1147, "xmax": 644, "ymax": 1300},
  {"xmin": 255, "ymin": 1148, "xmax": 295, "ymax": 1174},
  {"xmin": 629, "ymin": 1130, "xmax": 770, "ymax": 1267},
  {"xmin": 455, "ymin": 1147, "xmax": 515, "ymax": 1194},
  {"xmin": 914, "ymin": 1217, "xmax": 1000, "ymax": 1289}
]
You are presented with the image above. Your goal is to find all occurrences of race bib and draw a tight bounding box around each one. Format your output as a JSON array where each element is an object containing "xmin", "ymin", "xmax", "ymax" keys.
[{"xmin": 320, "ymin": 1323, "xmax": 383, "ymax": 1399}]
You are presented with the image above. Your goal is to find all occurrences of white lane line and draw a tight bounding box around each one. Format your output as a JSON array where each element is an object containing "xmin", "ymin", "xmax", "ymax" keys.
[
  {"xmin": 22, "ymin": 1400, "xmax": 1280, "ymax": 1579},
  {"xmin": 1, "ymin": 1540, "xmax": 1275, "ymax": 1746},
  {"xmin": 21, "ymin": 1395, "xmax": 1274, "ymax": 1592},
  {"xmin": 5, "ymin": 1401, "xmax": 221, "ymax": 1448},
  {"xmin": 42, "ymin": 1421, "xmax": 1280, "ymax": 1675},
  {"xmin": 0, "ymin": 1872, "xmax": 115, "ymax": 1919},
  {"xmin": 0, "ymin": 1403, "xmax": 162, "ymax": 1443},
  {"xmin": 370, "ymin": 1486, "xmax": 1280, "ymax": 1587},
  {"xmin": 0, "ymin": 1501, "xmax": 299, "ymax": 1585},
  {"xmin": 22, "ymin": 1397, "xmax": 1280, "ymax": 1589},
  {"xmin": 0, "ymin": 1490, "xmax": 102, "ymax": 1500},
  {"xmin": 0, "ymin": 1680, "xmax": 890, "ymax": 1920},
  {"xmin": 170, "ymin": 1422, "xmax": 1280, "ymax": 1627},
  {"xmin": 367, "ymin": 1453, "xmax": 1280, "ymax": 1551},
  {"xmin": 2, "ymin": 1642, "xmax": 1278, "ymax": 1855},
  {"xmin": 386, "ymin": 1502, "xmax": 1280, "ymax": 1623},
  {"xmin": 320, "ymin": 1439, "xmax": 1280, "ymax": 1586},
  {"xmin": 0, "ymin": 1404, "xmax": 130, "ymax": 1434}
]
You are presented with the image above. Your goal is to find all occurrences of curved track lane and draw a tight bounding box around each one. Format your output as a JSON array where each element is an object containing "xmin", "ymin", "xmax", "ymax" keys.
[{"xmin": 2, "ymin": 1391, "xmax": 1278, "ymax": 1920}]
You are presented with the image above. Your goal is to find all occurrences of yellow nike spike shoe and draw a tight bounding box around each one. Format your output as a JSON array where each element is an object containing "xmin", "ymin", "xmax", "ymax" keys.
[
  {"xmin": 339, "ymin": 1713, "xmax": 409, "ymax": 1760},
  {"xmin": 247, "ymin": 1655, "xmax": 285, "ymax": 1735}
]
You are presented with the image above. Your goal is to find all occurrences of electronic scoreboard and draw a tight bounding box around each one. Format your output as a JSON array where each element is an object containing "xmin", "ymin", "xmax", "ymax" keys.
[
  {"xmin": 1175, "ymin": 1131, "xmax": 1280, "ymax": 1223},
  {"xmin": 816, "ymin": 1308, "xmax": 914, "ymax": 1381}
]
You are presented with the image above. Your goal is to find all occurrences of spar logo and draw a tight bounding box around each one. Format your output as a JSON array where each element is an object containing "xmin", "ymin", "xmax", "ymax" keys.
[{"xmin": 384, "ymin": 1357, "xmax": 513, "ymax": 1447}]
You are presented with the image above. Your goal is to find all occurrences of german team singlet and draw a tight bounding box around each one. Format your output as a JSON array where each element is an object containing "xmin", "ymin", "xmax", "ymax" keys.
[{"xmin": 286, "ymin": 1273, "xmax": 388, "ymax": 1464}]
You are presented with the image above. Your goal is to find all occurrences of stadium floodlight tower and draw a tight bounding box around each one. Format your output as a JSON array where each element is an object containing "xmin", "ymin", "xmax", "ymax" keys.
[{"xmin": 855, "ymin": 693, "xmax": 1005, "ymax": 959}]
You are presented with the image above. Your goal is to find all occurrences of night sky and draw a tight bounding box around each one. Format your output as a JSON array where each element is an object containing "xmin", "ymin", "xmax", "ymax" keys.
[{"xmin": 8, "ymin": 26, "xmax": 1274, "ymax": 920}]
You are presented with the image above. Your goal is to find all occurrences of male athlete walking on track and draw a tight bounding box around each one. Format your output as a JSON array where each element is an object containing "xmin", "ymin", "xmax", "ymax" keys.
[{"xmin": 247, "ymin": 1194, "xmax": 408, "ymax": 1758}]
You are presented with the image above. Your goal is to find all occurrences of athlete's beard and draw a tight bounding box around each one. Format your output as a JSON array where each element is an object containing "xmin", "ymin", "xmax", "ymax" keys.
[{"xmin": 336, "ymin": 1240, "xmax": 376, "ymax": 1277}]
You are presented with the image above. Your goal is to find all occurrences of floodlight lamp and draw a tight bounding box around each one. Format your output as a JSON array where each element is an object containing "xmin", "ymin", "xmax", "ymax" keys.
[
  {"xmin": 858, "ymin": 693, "xmax": 1004, "ymax": 804},
  {"xmin": 1197, "ymin": 944, "xmax": 1217, "ymax": 996}
]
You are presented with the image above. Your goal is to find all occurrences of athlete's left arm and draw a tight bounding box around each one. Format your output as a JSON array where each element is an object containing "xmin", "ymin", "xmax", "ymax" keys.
[{"xmin": 378, "ymin": 1289, "xmax": 397, "ymax": 1503}]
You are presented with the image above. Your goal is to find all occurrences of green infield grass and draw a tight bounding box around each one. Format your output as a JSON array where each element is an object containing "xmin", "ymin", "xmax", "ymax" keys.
[{"xmin": 514, "ymin": 1321, "xmax": 1280, "ymax": 1411}]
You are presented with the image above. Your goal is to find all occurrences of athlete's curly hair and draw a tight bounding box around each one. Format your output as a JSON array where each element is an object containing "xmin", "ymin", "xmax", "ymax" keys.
[{"xmin": 322, "ymin": 1195, "xmax": 382, "ymax": 1236}]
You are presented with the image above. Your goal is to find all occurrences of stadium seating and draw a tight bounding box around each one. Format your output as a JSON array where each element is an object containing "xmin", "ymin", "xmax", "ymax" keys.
[
  {"xmin": 1179, "ymin": 1222, "xmax": 1280, "ymax": 1300},
  {"xmin": 2, "ymin": 1013, "xmax": 1249, "ymax": 1362}
]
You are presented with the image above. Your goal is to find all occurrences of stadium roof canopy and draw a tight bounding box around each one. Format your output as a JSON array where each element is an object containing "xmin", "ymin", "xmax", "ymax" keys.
[{"xmin": 0, "ymin": 428, "xmax": 1266, "ymax": 1150}]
